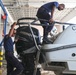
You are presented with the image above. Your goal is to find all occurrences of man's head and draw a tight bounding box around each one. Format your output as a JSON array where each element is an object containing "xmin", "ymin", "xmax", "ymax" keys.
[{"xmin": 58, "ymin": 4, "xmax": 65, "ymax": 10}]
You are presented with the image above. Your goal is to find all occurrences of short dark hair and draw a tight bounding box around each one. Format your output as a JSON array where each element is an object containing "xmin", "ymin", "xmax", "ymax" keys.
[{"xmin": 60, "ymin": 4, "xmax": 65, "ymax": 8}]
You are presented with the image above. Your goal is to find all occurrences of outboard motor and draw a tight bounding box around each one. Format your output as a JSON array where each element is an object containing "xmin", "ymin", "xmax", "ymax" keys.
[
  {"xmin": 15, "ymin": 26, "xmax": 41, "ymax": 54},
  {"xmin": 15, "ymin": 26, "xmax": 41, "ymax": 75}
]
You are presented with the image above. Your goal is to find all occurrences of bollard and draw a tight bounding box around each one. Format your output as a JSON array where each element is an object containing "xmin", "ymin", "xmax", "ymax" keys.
[
  {"xmin": 0, "ymin": 47, "xmax": 3, "ymax": 75},
  {"xmin": 0, "ymin": 52, "xmax": 3, "ymax": 67}
]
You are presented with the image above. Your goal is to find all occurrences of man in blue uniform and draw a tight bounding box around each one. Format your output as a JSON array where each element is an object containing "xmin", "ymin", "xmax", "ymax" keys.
[
  {"xmin": 4, "ymin": 22, "xmax": 24, "ymax": 75},
  {"xmin": 36, "ymin": 1, "xmax": 65, "ymax": 44}
]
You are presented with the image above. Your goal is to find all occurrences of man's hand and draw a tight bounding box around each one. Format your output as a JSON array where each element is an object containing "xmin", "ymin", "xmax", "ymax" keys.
[
  {"xmin": 49, "ymin": 18, "xmax": 54, "ymax": 23},
  {"xmin": 11, "ymin": 22, "xmax": 17, "ymax": 28}
]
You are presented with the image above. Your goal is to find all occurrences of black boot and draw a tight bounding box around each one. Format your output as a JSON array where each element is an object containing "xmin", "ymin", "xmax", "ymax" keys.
[
  {"xmin": 42, "ymin": 27, "xmax": 53, "ymax": 44},
  {"xmin": 43, "ymin": 32, "xmax": 52, "ymax": 44},
  {"xmin": 43, "ymin": 37, "xmax": 52, "ymax": 44}
]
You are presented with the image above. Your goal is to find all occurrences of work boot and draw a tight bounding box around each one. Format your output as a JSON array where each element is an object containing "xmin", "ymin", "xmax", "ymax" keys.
[{"xmin": 43, "ymin": 37, "xmax": 52, "ymax": 44}]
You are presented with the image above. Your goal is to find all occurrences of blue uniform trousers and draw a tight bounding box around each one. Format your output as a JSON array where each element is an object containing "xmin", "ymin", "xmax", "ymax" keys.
[
  {"xmin": 5, "ymin": 52, "xmax": 24, "ymax": 75},
  {"xmin": 36, "ymin": 6, "xmax": 54, "ymax": 38}
]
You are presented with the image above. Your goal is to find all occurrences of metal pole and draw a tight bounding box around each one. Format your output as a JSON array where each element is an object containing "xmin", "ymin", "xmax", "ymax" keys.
[
  {"xmin": 0, "ymin": 0, "xmax": 8, "ymax": 75},
  {"xmin": 0, "ymin": 0, "xmax": 8, "ymax": 45}
]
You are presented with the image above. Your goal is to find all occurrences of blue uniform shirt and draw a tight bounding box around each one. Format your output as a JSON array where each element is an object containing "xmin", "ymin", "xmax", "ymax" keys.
[
  {"xmin": 42, "ymin": 2, "xmax": 59, "ymax": 12},
  {"xmin": 4, "ymin": 35, "xmax": 14, "ymax": 52}
]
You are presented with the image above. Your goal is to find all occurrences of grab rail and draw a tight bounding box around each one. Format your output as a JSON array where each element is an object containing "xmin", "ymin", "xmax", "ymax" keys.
[{"xmin": 17, "ymin": 17, "xmax": 76, "ymax": 26}]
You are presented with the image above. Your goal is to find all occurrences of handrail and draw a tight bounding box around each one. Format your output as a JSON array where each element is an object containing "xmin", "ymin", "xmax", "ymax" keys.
[
  {"xmin": 17, "ymin": 17, "xmax": 36, "ymax": 21},
  {"xmin": 17, "ymin": 17, "xmax": 76, "ymax": 26}
]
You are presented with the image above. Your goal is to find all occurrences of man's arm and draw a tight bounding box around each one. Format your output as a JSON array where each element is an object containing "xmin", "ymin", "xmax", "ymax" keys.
[
  {"xmin": 8, "ymin": 22, "xmax": 16, "ymax": 37},
  {"xmin": 49, "ymin": 6, "xmax": 55, "ymax": 23}
]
